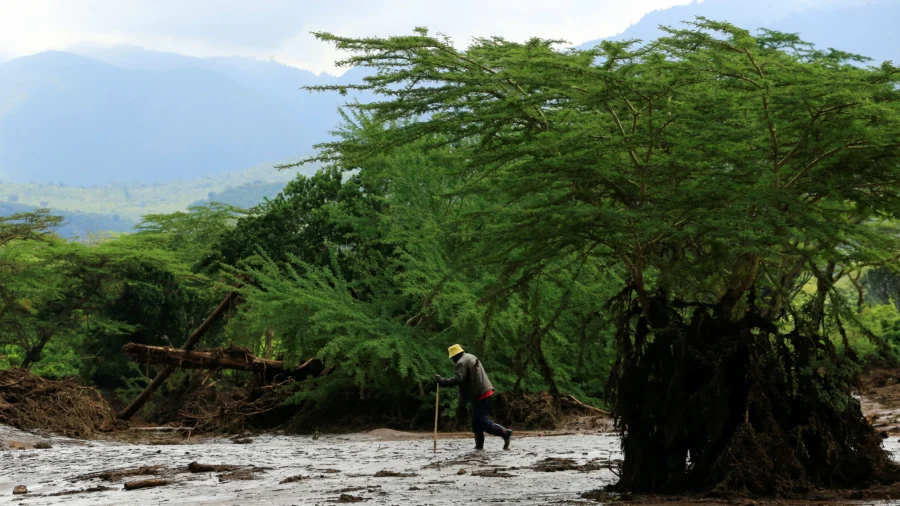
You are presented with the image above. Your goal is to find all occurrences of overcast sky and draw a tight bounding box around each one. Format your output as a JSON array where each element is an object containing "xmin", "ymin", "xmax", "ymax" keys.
[{"xmin": 0, "ymin": 0, "xmax": 873, "ymax": 75}]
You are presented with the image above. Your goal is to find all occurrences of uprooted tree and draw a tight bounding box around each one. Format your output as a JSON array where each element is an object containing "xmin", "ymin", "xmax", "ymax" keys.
[{"xmin": 302, "ymin": 19, "xmax": 900, "ymax": 494}]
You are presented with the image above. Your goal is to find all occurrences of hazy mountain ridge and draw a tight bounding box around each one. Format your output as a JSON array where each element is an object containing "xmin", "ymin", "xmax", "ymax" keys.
[
  {"xmin": 2, "ymin": 1, "xmax": 893, "ymax": 188},
  {"xmin": 0, "ymin": 0, "xmax": 894, "ymax": 237},
  {"xmin": 0, "ymin": 50, "xmax": 350, "ymax": 186},
  {"xmin": 580, "ymin": 0, "xmax": 898, "ymax": 65}
]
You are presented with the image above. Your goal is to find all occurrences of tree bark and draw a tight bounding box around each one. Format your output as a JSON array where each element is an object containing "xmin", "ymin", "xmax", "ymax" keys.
[
  {"xmin": 123, "ymin": 479, "xmax": 169, "ymax": 491},
  {"xmin": 117, "ymin": 291, "xmax": 236, "ymax": 421},
  {"xmin": 122, "ymin": 343, "xmax": 324, "ymax": 381}
]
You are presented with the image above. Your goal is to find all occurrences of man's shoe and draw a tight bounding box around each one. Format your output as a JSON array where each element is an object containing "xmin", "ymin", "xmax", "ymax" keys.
[{"xmin": 503, "ymin": 430, "xmax": 512, "ymax": 451}]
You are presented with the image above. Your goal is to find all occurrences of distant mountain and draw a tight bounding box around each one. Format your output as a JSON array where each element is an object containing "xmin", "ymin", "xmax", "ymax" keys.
[
  {"xmin": 0, "ymin": 50, "xmax": 361, "ymax": 186},
  {"xmin": 0, "ymin": 0, "xmax": 894, "ymax": 189},
  {"xmin": 189, "ymin": 180, "xmax": 288, "ymax": 210},
  {"xmin": 581, "ymin": 0, "xmax": 898, "ymax": 64}
]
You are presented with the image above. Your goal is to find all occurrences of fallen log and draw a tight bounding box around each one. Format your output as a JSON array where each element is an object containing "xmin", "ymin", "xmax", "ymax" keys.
[
  {"xmin": 122, "ymin": 343, "xmax": 325, "ymax": 381},
  {"xmin": 118, "ymin": 291, "xmax": 237, "ymax": 421},
  {"xmin": 188, "ymin": 462, "xmax": 240, "ymax": 473},
  {"xmin": 123, "ymin": 479, "xmax": 170, "ymax": 491}
]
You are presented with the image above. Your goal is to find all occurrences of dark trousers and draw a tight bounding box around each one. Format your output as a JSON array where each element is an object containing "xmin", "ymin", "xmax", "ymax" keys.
[{"xmin": 471, "ymin": 396, "xmax": 507, "ymax": 437}]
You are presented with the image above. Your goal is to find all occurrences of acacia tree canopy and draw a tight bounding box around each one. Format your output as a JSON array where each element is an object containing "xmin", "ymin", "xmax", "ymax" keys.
[{"xmin": 303, "ymin": 19, "xmax": 900, "ymax": 494}]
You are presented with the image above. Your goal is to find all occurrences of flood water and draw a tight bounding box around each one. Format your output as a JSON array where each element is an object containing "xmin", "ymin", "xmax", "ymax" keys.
[
  {"xmin": 4, "ymin": 424, "xmax": 900, "ymax": 505},
  {"xmin": 1, "ymin": 426, "xmax": 622, "ymax": 505}
]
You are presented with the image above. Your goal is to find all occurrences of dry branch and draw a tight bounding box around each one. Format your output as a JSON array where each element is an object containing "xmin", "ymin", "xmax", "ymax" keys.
[
  {"xmin": 123, "ymin": 479, "xmax": 170, "ymax": 491},
  {"xmin": 122, "ymin": 343, "xmax": 325, "ymax": 381},
  {"xmin": 560, "ymin": 395, "xmax": 609, "ymax": 417},
  {"xmin": 118, "ymin": 291, "xmax": 238, "ymax": 420}
]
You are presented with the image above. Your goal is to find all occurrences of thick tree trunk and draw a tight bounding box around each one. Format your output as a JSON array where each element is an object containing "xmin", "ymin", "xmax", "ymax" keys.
[
  {"xmin": 122, "ymin": 343, "xmax": 324, "ymax": 381},
  {"xmin": 117, "ymin": 292, "xmax": 236, "ymax": 421}
]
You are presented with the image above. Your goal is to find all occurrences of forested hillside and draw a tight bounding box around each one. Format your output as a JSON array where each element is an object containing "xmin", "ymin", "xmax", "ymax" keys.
[{"xmin": 0, "ymin": 162, "xmax": 301, "ymax": 237}]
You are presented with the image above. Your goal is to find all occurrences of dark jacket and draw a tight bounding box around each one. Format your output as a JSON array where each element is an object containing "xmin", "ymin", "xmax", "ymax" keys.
[{"xmin": 439, "ymin": 353, "xmax": 494, "ymax": 403}]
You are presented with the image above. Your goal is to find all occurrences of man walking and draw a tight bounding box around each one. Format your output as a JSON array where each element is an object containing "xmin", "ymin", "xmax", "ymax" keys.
[{"xmin": 435, "ymin": 344, "xmax": 512, "ymax": 450}]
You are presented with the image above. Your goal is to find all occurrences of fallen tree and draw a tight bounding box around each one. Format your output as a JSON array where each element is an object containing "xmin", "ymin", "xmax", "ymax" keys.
[
  {"xmin": 118, "ymin": 291, "xmax": 238, "ymax": 421},
  {"xmin": 122, "ymin": 343, "xmax": 325, "ymax": 381}
]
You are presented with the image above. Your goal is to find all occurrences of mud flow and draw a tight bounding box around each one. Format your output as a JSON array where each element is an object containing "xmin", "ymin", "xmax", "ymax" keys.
[
  {"xmin": 6, "ymin": 418, "xmax": 900, "ymax": 504},
  {"xmin": 2, "ymin": 427, "xmax": 626, "ymax": 505}
]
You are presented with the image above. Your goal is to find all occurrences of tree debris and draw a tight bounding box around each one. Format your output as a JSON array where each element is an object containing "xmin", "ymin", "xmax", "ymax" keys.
[
  {"xmin": 373, "ymin": 470, "xmax": 417, "ymax": 478},
  {"xmin": 219, "ymin": 470, "xmax": 255, "ymax": 482},
  {"xmin": 188, "ymin": 462, "xmax": 240, "ymax": 473},
  {"xmin": 0, "ymin": 368, "xmax": 115, "ymax": 438},
  {"xmin": 123, "ymin": 479, "xmax": 170, "ymax": 491},
  {"xmin": 118, "ymin": 291, "xmax": 238, "ymax": 421},
  {"xmin": 45, "ymin": 486, "xmax": 113, "ymax": 497},
  {"xmin": 74, "ymin": 465, "xmax": 166, "ymax": 482},
  {"xmin": 122, "ymin": 343, "xmax": 325, "ymax": 381}
]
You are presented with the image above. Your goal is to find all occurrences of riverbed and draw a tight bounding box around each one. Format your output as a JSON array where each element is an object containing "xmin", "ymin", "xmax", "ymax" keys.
[
  {"xmin": 4, "ymin": 424, "xmax": 900, "ymax": 505},
  {"xmin": 1, "ymin": 426, "xmax": 621, "ymax": 505}
]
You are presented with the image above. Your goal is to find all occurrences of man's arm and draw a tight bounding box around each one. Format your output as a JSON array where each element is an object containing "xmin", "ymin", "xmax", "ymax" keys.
[{"xmin": 435, "ymin": 360, "xmax": 468, "ymax": 387}]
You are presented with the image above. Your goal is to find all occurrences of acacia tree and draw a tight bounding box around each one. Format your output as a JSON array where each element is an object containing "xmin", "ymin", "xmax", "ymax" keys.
[
  {"xmin": 218, "ymin": 123, "xmax": 616, "ymax": 424},
  {"xmin": 0, "ymin": 207, "xmax": 224, "ymax": 373},
  {"xmin": 303, "ymin": 19, "xmax": 900, "ymax": 494}
]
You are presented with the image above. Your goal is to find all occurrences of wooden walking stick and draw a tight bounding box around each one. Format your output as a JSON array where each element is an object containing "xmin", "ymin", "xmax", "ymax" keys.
[{"xmin": 433, "ymin": 383, "xmax": 440, "ymax": 453}]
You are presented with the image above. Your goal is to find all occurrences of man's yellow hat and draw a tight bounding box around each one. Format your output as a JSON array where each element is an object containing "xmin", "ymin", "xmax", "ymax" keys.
[{"xmin": 447, "ymin": 344, "xmax": 464, "ymax": 358}]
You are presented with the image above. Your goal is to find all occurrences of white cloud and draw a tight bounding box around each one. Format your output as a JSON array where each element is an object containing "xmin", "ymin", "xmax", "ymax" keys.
[{"xmin": 0, "ymin": 0, "xmax": 873, "ymax": 75}]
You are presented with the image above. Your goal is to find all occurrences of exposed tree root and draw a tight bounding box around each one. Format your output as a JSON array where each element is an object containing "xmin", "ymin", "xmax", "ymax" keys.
[{"xmin": 607, "ymin": 297, "xmax": 900, "ymax": 496}]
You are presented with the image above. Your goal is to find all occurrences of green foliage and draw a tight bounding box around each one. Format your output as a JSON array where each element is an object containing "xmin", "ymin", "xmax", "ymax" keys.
[
  {"xmin": 303, "ymin": 19, "xmax": 900, "ymax": 492},
  {"xmin": 219, "ymin": 121, "xmax": 617, "ymax": 416},
  {"xmin": 0, "ymin": 206, "xmax": 225, "ymax": 389}
]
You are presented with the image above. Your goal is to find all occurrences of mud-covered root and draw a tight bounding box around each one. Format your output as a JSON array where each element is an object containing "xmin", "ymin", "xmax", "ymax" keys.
[
  {"xmin": 0, "ymin": 368, "xmax": 116, "ymax": 438},
  {"xmin": 607, "ymin": 297, "xmax": 900, "ymax": 497},
  {"xmin": 706, "ymin": 409, "xmax": 900, "ymax": 497},
  {"xmin": 705, "ymin": 422, "xmax": 802, "ymax": 496}
]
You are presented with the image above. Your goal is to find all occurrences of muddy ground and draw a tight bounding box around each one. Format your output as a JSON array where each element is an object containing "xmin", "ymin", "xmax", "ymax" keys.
[
  {"xmin": 1, "ymin": 426, "xmax": 623, "ymax": 505},
  {"xmin": 4, "ymin": 369, "xmax": 900, "ymax": 505},
  {"xmin": 6, "ymin": 424, "xmax": 900, "ymax": 506}
]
